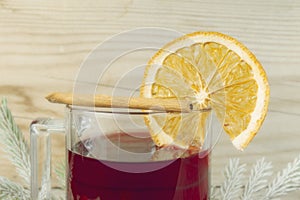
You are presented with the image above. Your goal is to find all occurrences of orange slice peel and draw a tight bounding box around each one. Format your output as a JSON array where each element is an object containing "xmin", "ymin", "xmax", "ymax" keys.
[{"xmin": 141, "ymin": 32, "xmax": 269, "ymax": 151}]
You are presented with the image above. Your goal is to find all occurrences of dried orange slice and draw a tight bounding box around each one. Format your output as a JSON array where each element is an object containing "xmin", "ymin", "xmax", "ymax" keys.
[{"xmin": 141, "ymin": 32, "xmax": 269, "ymax": 150}]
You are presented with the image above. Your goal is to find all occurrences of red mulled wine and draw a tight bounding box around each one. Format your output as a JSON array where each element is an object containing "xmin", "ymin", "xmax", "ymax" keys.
[{"xmin": 67, "ymin": 132, "xmax": 209, "ymax": 200}]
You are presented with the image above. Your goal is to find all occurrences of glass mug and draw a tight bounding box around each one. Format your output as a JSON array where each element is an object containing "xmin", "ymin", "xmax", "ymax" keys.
[{"xmin": 30, "ymin": 105, "xmax": 221, "ymax": 200}]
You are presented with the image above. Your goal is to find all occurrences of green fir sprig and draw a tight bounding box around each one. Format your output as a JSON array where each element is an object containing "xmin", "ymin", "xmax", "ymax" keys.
[
  {"xmin": 265, "ymin": 156, "xmax": 300, "ymax": 199},
  {"xmin": 54, "ymin": 162, "xmax": 66, "ymax": 190},
  {"xmin": 0, "ymin": 98, "xmax": 31, "ymax": 185},
  {"xmin": 0, "ymin": 99, "xmax": 64, "ymax": 200},
  {"xmin": 0, "ymin": 98, "xmax": 30, "ymax": 199},
  {"xmin": 0, "ymin": 98, "xmax": 300, "ymax": 199},
  {"xmin": 0, "ymin": 177, "xmax": 29, "ymax": 200},
  {"xmin": 220, "ymin": 158, "xmax": 247, "ymax": 199},
  {"xmin": 242, "ymin": 158, "xmax": 273, "ymax": 200},
  {"xmin": 212, "ymin": 156, "xmax": 300, "ymax": 199}
]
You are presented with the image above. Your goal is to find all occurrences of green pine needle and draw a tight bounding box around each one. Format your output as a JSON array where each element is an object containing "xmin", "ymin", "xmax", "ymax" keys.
[
  {"xmin": 242, "ymin": 158, "xmax": 273, "ymax": 200},
  {"xmin": 54, "ymin": 162, "xmax": 66, "ymax": 190},
  {"xmin": 0, "ymin": 177, "xmax": 29, "ymax": 200},
  {"xmin": 0, "ymin": 98, "xmax": 31, "ymax": 186},
  {"xmin": 265, "ymin": 155, "xmax": 300, "ymax": 199},
  {"xmin": 220, "ymin": 158, "xmax": 247, "ymax": 199}
]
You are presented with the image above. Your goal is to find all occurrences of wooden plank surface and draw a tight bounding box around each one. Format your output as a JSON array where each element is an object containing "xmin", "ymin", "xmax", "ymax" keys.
[{"xmin": 1, "ymin": 0, "xmax": 300, "ymax": 198}]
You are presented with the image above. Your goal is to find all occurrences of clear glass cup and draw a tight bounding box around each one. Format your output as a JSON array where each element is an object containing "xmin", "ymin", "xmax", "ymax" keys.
[
  {"xmin": 30, "ymin": 105, "xmax": 221, "ymax": 200},
  {"xmin": 30, "ymin": 28, "xmax": 225, "ymax": 200}
]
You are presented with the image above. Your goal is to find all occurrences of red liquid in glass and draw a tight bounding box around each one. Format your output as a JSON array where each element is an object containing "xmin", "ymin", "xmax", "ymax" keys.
[{"xmin": 67, "ymin": 133, "xmax": 209, "ymax": 200}]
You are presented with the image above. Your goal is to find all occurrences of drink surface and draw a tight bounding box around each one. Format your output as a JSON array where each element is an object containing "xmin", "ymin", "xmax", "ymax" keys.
[{"xmin": 67, "ymin": 132, "xmax": 209, "ymax": 200}]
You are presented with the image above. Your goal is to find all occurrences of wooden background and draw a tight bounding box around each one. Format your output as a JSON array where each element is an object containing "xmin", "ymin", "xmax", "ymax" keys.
[{"xmin": 0, "ymin": 0, "xmax": 300, "ymax": 198}]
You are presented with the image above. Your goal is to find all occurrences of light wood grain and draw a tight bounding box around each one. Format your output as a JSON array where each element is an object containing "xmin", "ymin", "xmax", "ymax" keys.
[{"xmin": 1, "ymin": 0, "xmax": 300, "ymax": 198}]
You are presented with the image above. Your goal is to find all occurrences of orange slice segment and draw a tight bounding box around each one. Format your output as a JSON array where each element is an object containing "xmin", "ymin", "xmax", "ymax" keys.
[{"xmin": 141, "ymin": 32, "xmax": 269, "ymax": 150}]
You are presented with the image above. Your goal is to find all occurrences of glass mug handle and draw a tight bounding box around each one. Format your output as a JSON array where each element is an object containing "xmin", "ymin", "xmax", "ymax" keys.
[{"xmin": 30, "ymin": 118, "xmax": 65, "ymax": 200}]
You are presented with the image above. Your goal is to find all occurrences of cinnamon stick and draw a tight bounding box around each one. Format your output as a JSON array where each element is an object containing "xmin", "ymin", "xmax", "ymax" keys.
[{"xmin": 46, "ymin": 92, "xmax": 197, "ymax": 113}]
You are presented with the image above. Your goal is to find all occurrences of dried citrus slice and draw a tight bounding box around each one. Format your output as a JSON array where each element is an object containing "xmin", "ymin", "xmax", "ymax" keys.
[{"xmin": 141, "ymin": 32, "xmax": 269, "ymax": 150}]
